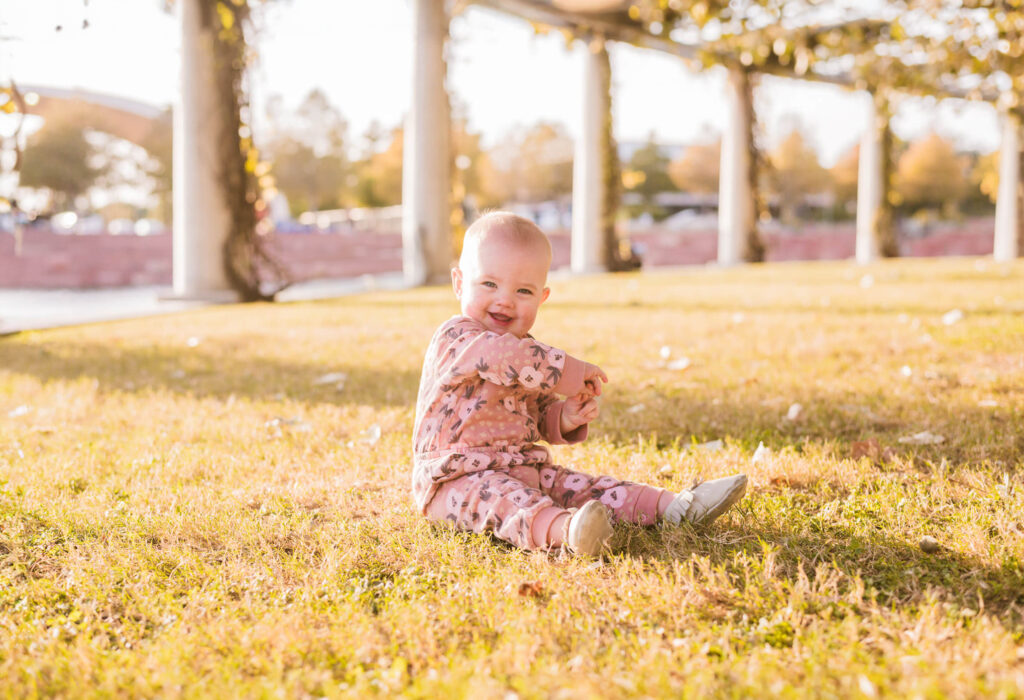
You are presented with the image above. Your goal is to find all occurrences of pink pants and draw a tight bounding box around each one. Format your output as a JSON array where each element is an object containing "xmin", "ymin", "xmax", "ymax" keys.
[{"xmin": 425, "ymin": 463, "xmax": 668, "ymax": 551}]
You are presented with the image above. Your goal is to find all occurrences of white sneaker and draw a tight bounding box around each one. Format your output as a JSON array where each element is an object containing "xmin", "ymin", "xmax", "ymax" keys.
[
  {"xmin": 663, "ymin": 474, "xmax": 748, "ymax": 527},
  {"xmin": 565, "ymin": 500, "xmax": 614, "ymax": 556}
]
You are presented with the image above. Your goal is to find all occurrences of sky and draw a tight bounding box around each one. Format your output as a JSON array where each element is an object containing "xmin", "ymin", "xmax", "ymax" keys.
[{"xmin": 0, "ymin": 0, "xmax": 1004, "ymax": 167}]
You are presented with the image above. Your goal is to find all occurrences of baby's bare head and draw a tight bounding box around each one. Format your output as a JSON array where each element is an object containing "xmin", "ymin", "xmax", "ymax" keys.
[{"xmin": 459, "ymin": 212, "xmax": 553, "ymax": 278}]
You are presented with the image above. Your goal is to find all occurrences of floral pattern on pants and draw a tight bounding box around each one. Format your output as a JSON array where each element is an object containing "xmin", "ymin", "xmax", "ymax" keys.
[{"xmin": 426, "ymin": 463, "xmax": 667, "ymax": 551}]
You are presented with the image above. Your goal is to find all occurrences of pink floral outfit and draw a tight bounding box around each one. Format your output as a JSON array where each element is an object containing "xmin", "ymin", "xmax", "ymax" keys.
[{"xmin": 412, "ymin": 316, "xmax": 667, "ymax": 550}]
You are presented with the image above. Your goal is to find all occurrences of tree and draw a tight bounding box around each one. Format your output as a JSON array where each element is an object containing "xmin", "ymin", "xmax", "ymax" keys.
[
  {"xmin": 270, "ymin": 138, "xmax": 346, "ymax": 215},
  {"xmin": 970, "ymin": 150, "xmax": 999, "ymax": 206},
  {"xmin": 451, "ymin": 115, "xmax": 498, "ymax": 210},
  {"xmin": 767, "ymin": 128, "xmax": 830, "ymax": 224},
  {"xmin": 668, "ymin": 138, "xmax": 720, "ymax": 193},
  {"xmin": 19, "ymin": 119, "xmax": 103, "ymax": 211},
  {"xmin": 293, "ymin": 89, "xmax": 348, "ymax": 158},
  {"xmin": 488, "ymin": 121, "xmax": 574, "ymax": 204},
  {"xmin": 623, "ymin": 132, "xmax": 674, "ymax": 219},
  {"xmin": 828, "ymin": 143, "xmax": 859, "ymax": 214},
  {"xmin": 202, "ymin": 0, "xmax": 288, "ymax": 301},
  {"xmin": 353, "ymin": 126, "xmax": 403, "ymax": 208},
  {"xmin": 264, "ymin": 89, "xmax": 350, "ymax": 215},
  {"xmin": 895, "ymin": 132, "xmax": 967, "ymax": 213}
]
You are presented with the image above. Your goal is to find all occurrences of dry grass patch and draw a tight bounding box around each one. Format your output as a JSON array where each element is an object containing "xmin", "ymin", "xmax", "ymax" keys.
[{"xmin": 1, "ymin": 257, "xmax": 1023, "ymax": 697}]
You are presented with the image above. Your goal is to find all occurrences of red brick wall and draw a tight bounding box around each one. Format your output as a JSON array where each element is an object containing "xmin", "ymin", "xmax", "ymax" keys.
[
  {"xmin": 0, "ymin": 218, "xmax": 998, "ymax": 289},
  {"xmin": 0, "ymin": 229, "xmax": 403, "ymax": 289}
]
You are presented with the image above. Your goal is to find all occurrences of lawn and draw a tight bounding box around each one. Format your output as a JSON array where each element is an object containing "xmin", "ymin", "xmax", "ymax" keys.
[{"xmin": 1, "ymin": 257, "xmax": 1023, "ymax": 698}]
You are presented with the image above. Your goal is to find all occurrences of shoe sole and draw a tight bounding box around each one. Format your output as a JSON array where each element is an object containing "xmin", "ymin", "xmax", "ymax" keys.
[
  {"xmin": 691, "ymin": 475, "xmax": 748, "ymax": 527},
  {"xmin": 567, "ymin": 501, "xmax": 614, "ymax": 556}
]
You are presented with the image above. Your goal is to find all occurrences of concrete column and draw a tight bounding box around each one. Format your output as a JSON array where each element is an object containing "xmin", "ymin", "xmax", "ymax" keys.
[
  {"xmin": 402, "ymin": 0, "xmax": 451, "ymax": 286},
  {"xmin": 994, "ymin": 111, "xmax": 1020, "ymax": 262},
  {"xmin": 571, "ymin": 40, "xmax": 606, "ymax": 274},
  {"xmin": 172, "ymin": 0, "xmax": 235, "ymax": 301},
  {"xmin": 855, "ymin": 91, "xmax": 883, "ymax": 265},
  {"xmin": 717, "ymin": 66, "xmax": 753, "ymax": 266}
]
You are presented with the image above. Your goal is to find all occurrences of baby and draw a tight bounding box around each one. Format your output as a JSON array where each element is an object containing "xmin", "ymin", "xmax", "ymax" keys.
[{"xmin": 411, "ymin": 211, "xmax": 747, "ymax": 555}]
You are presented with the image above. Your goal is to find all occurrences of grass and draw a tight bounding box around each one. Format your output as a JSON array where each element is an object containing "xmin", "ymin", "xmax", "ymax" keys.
[{"xmin": 1, "ymin": 256, "xmax": 1023, "ymax": 698}]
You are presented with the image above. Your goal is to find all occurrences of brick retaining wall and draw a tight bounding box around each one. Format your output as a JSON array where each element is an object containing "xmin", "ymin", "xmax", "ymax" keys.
[{"xmin": 0, "ymin": 218, "xmax": 998, "ymax": 289}]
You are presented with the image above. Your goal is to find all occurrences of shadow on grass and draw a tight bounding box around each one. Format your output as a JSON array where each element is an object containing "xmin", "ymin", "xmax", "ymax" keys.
[
  {"xmin": 617, "ymin": 518, "xmax": 1024, "ymax": 623},
  {"xmin": 0, "ymin": 338, "xmax": 421, "ymax": 408},
  {"xmin": 597, "ymin": 385, "xmax": 1023, "ymax": 466}
]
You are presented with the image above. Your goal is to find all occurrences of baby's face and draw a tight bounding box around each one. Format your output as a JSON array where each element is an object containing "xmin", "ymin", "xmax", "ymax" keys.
[{"xmin": 452, "ymin": 235, "xmax": 550, "ymax": 338}]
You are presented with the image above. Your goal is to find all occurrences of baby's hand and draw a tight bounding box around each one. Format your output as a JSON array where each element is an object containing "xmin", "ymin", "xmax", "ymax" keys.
[
  {"xmin": 582, "ymin": 362, "xmax": 608, "ymax": 397},
  {"xmin": 561, "ymin": 392, "xmax": 601, "ymax": 434}
]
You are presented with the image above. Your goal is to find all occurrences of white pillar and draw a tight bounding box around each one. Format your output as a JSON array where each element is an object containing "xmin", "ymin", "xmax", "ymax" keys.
[
  {"xmin": 571, "ymin": 40, "xmax": 605, "ymax": 274},
  {"xmin": 718, "ymin": 66, "xmax": 752, "ymax": 266},
  {"xmin": 855, "ymin": 91, "xmax": 883, "ymax": 265},
  {"xmin": 994, "ymin": 111, "xmax": 1020, "ymax": 262},
  {"xmin": 402, "ymin": 0, "xmax": 451, "ymax": 286},
  {"xmin": 172, "ymin": 0, "xmax": 235, "ymax": 301}
]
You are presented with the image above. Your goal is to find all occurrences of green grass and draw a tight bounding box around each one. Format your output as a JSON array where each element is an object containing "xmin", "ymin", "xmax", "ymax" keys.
[{"xmin": 1, "ymin": 257, "xmax": 1023, "ymax": 698}]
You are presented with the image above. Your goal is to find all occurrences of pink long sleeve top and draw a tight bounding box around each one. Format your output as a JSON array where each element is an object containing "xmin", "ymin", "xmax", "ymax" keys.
[{"xmin": 411, "ymin": 315, "xmax": 589, "ymax": 512}]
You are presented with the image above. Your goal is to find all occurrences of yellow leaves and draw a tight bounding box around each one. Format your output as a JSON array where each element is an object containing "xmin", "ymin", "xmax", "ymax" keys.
[
  {"xmin": 244, "ymin": 147, "xmax": 260, "ymax": 174},
  {"xmin": 971, "ymin": 151, "xmax": 1000, "ymax": 204},
  {"xmin": 216, "ymin": 2, "xmax": 235, "ymax": 31},
  {"xmin": 621, "ymin": 169, "xmax": 646, "ymax": 190},
  {"xmin": 895, "ymin": 132, "xmax": 968, "ymax": 206},
  {"xmin": 692, "ymin": 1, "xmax": 708, "ymax": 26},
  {"xmin": 889, "ymin": 19, "xmax": 906, "ymax": 42}
]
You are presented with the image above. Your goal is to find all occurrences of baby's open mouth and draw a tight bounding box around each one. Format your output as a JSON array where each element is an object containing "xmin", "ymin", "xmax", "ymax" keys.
[{"xmin": 489, "ymin": 312, "xmax": 512, "ymax": 324}]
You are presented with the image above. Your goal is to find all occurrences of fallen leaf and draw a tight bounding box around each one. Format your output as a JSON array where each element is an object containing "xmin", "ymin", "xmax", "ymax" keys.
[
  {"xmin": 995, "ymin": 473, "xmax": 1011, "ymax": 499},
  {"xmin": 851, "ymin": 438, "xmax": 880, "ymax": 460},
  {"xmin": 785, "ymin": 403, "xmax": 803, "ymax": 421},
  {"xmin": 751, "ymin": 441, "xmax": 771, "ymax": 464},
  {"xmin": 919, "ymin": 535, "xmax": 940, "ymax": 553},
  {"xmin": 565, "ymin": 654, "xmax": 585, "ymax": 671},
  {"xmin": 666, "ymin": 357, "xmax": 691, "ymax": 371},
  {"xmin": 359, "ymin": 424, "xmax": 382, "ymax": 445},
  {"xmin": 898, "ymin": 431, "xmax": 945, "ymax": 445},
  {"xmin": 692, "ymin": 439, "xmax": 723, "ymax": 452},
  {"xmin": 313, "ymin": 371, "xmax": 349, "ymax": 388},
  {"xmin": 266, "ymin": 416, "xmax": 312, "ymax": 434},
  {"xmin": 517, "ymin": 581, "xmax": 544, "ymax": 597},
  {"xmin": 941, "ymin": 308, "xmax": 964, "ymax": 326}
]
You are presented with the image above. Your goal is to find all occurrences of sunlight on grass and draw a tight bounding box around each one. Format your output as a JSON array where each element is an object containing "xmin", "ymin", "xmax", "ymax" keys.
[{"xmin": 1, "ymin": 257, "xmax": 1022, "ymax": 697}]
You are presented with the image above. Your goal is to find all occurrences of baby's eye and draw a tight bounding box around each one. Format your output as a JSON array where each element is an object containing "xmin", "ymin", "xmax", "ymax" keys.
[
  {"xmin": 482, "ymin": 281, "xmax": 497, "ymax": 288},
  {"xmin": 517, "ymin": 288, "xmax": 533, "ymax": 295}
]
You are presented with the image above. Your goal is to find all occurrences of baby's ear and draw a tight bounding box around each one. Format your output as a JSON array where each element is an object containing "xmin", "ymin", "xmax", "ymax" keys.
[
  {"xmin": 451, "ymin": 266, "xmax": 463, "ymax": 298},
  {"xmin": 540, "ymin": 287, "xmax": 551, "ymax": 304}
]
